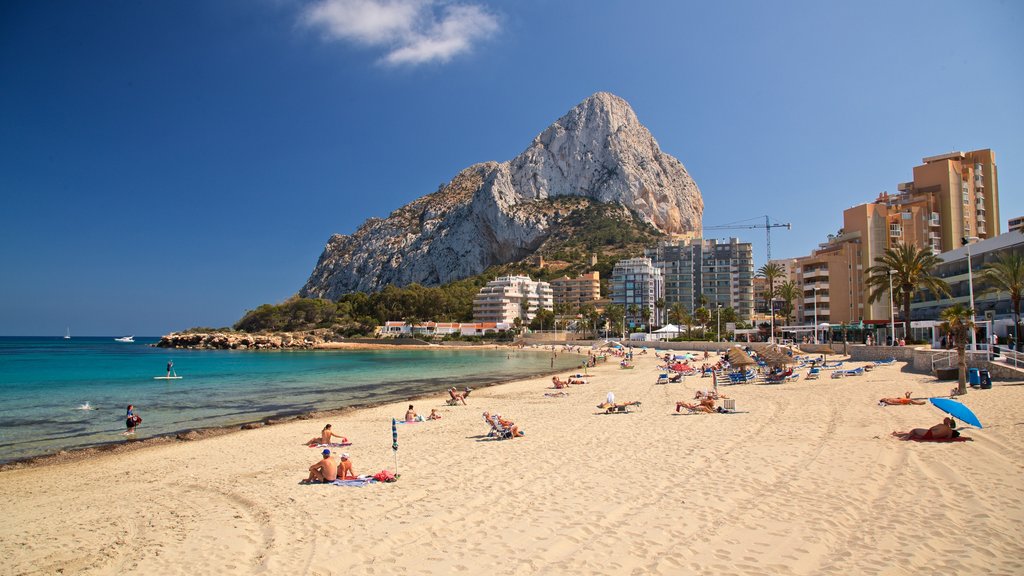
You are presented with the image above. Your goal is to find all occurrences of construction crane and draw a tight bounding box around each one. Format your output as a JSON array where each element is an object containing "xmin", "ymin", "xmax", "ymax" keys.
[{"xmin": 703, "ymin": 216, "xmax": 792, "ymax": 261}]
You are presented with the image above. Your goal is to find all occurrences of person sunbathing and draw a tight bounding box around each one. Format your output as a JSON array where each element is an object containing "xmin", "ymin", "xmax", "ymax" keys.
[
  {"xmin": 544, "ymin": 391, "xmax": 569, "ymax": 397},
  {"xmin": 568, "ymin": 376, "xmax": 587, "ymax": 385},
  {"xmin": 893, "ymin": 417, "xmax": 959, "ymax": 440},
  {"xmin": 668, "ymin": 373, "xmax": 683, "ymax": 383},
  {"xmin": 551, "ymin": 376, "xmax": 569, "ymax": 389},
  {"xmin": 449, "ymin": 387, "xmax": 467, "ymax": 405},
  {"xmin": 337, "ymin": 453, "xmax": 355, "ymax": 479},
  {"xmin": 303, "ymin": 449, "xmax": 338, "ymax": 483},
  {"xmin": 427, "ymin": 408, "xmax": 441, "ymax": 420},
  {"xmin": 879, "ymin": 391, "xmax": 925, "ymax": 406},
  {"xmin": 307, "ymin": 423, "xmax": 346, "ymax": 446},
  {"xmin": 404, "ymin": 404, "xmax": 418, "ymax": 422},
  {"xmin": 677, "ymin": 397, "xmax": 716, "ymax": 413}
]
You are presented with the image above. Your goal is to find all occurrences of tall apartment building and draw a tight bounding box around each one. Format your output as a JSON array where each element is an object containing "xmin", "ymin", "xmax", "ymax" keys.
[
  {"xmin": 610, "ymin": 258, "xmax": 664, "ymax": 329},
  {"xmin": 894, "ymin": 149, "xmax": 999, "ymax": 251},
  {"xmin": 1009, "ymin": 216, "xmax": 1024, "ymax": 234},
  {"xmin": 472, "ymin": 275, "xmax": 553, "ymax": 324},
  {"xmin": 549, "ymin": 272, "xmax": 601, "ymax": 310},
  {"xmin": 794, "ymin": 233, "xmax": 864, "ymax": 325},
  {"xmin": 645, "ymin": 238, "xmax": 754, "ymax": 321}
]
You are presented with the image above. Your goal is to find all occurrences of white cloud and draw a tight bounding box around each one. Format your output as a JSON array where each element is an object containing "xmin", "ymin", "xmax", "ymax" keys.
[{"xmin": 301, "ymin": 0, "xmax": 499, "ymax": 66}]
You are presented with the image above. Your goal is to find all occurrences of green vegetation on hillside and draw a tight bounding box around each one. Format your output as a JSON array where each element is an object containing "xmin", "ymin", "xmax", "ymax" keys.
[{"xmin": 228, "ymin": 199, "xmax": 669, "ymax": 336}]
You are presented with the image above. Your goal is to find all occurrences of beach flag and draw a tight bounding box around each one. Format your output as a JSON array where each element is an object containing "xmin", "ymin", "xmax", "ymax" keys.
[
  {"xmin": 713, "ymin": 371, "xmax": 718, "ymax": 394},
  {"xmin": 391, "ymin": 418, "xmax": 399, "ymax": 474}
]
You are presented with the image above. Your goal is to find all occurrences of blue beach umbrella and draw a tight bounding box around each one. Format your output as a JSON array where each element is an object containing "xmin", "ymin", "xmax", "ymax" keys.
[{"xmin": 929, "ymin": 398, "xmax": 983, "ymax": 429}]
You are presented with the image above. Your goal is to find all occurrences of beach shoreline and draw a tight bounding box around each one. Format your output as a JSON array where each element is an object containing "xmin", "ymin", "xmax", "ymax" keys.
[
  {"xmin": 0, "ymin": 344, "xmax": 591, "ymax": 472},
  {"xmin": 3, "ymin": 349, "xmax": 1021, "ymax": 575}
]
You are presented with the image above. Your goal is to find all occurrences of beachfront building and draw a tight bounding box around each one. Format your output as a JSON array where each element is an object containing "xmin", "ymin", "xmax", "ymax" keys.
[
  {"xmin": 1009, "ymin": 216, "xmax": 1024, "ymax": 234},
  {"xmin": 910, "ymin": 230, "xmax": 1024, "ymax": 340},
  {"xmin": 794, "ymin": 233, "xmax": 864, "ymax": 326},
  {"xmin": 610, "ymin": 257, "xmax": 664, "ymax": 330},
  {"xmin": 891, "ymin": 149, "xmax": 1000, "ymax": 250},
  {"xmin": 645, "ymin": 237, "xmax": 754, "ymax": 321},
  {"xmin": 549, "ymin": 272, "xmax": 601, "ymax": 311},
  {"xmin": 379, "ymin": 321, "xmax": 511, "ymax": 337},
  {"xmin": 472, "ymin": 275, "xmax": 553, "ymax": 324}
]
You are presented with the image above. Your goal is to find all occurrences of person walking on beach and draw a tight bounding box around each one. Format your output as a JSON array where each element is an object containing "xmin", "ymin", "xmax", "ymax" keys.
[{"xmin": 125, "ymin": 404, "xmax": 141, "ymax": 435}]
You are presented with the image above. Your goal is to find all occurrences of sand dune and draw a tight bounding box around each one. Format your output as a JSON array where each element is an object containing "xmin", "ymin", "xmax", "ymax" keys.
[{"xmin": 1, "ymin": 351, "xmax": 1022, "ymax": 575}]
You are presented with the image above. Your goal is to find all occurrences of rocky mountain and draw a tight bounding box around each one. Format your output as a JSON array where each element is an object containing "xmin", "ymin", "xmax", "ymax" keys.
[{"xmin": 301, "ymin": 92, "xmax": 703, "ymax": 299}]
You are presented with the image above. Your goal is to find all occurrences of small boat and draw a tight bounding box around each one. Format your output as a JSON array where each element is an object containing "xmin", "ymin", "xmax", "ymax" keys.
[
  {"xmin": 64, "ymin": 327, "xmax": 71, "ymax": 340},
  {"xmin": 114, "ymin": 336, "xmax": 135, "ymax": 343}
]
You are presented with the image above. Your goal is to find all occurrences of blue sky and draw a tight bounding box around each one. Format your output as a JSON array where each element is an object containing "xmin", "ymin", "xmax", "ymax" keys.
[{"xmin": 1, "ymin": 0, "xmax": 1021, "ymax": 336}]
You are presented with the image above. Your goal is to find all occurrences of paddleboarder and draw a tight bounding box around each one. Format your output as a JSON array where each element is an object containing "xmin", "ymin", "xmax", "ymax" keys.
[{"xmin": 166, "ymin": 360, "xmax": 175, "ymax": 378}]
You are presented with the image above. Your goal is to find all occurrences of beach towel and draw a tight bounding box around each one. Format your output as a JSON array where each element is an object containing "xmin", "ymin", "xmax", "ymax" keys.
[
  {"xmin": 309, "ymin": 442, "xmax": 352, "ymax": 448},
  {"xmin": 329, "ymin": 478, "xmax": 378, "ymax": 487},
  {"xmin": 899, "ymin": 435, "xmax": 972, "ymax": 443}
]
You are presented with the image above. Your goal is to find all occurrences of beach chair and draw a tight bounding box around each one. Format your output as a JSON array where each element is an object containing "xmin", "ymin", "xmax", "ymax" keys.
[
  {"xmin": 488, "ymin": 414, "xmax": 515, "ymax": 439},
  {"xmin": 656, "ymin": 373, "xmax": 669, "ymax": 385},
  {"xmin": 805, "ymin": 367, "xmax": 820, "ymax": 380}
]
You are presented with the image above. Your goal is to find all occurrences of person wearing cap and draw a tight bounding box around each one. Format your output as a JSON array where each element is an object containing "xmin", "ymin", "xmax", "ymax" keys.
[
  {"xmin": 338, "ymin": 453, "xmax": 355, "ymax": 480},
  {"xmin": 304, "ymin": 449, "xmax": 338, "ymax": 483}
]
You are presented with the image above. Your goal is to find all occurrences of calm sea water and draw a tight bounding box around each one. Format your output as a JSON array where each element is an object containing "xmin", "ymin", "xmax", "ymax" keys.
[{"xmin": 0, "ymin": 337, "xmax": 581, "ymax": 464}]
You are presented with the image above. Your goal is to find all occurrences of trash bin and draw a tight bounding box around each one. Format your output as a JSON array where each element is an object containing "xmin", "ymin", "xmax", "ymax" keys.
[
  {"xmin": 980, "ymin": 369, "xmax": 992, "ymax": 389},
  {"xmin": 968, "ymin": 367, "xmax": 980, "ymax": 386}
]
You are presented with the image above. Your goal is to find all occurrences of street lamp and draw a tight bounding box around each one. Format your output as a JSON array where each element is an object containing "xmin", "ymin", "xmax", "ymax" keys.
[
  {"xmin": 888, "ymin": 269, "xmax": 896, "ymax": 346},
  {"xmin": 813, "ymin": 286, "xmax": 818, "ymax": 344},
  {"xmin": 716, "ymin": 303, "xmax": 722, "ymax": 342},
  {"xmin": 963, "ymin": 237, "xmax": 978, "ymax": 352}
]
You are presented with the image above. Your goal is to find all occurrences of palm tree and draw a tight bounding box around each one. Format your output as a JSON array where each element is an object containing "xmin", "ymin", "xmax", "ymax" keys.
[
  {"xmin": 865, "ymin": 243, "xmax": 950, "ymax": 338},
  {"xmin": 980, "ymin": 251, "xmax": 1024, "ymax": 349},
  {"xmin": 604, "ymin": 304, "xmax": 624, "ymax": 339},
  {"xmin": 654, "ymin": 298, "xmax": 666, "ymax": 328},
  {"xmin": 694, "ymin": 306, "xmax": 711, "ymax": 338},
  {"xmin": 940, "ymin": 304, "xmax": 974, "ymax": 395},
  {"xmin": 777, "ymin": 280, "xmax": 799, "ymax": 325},
  {"xmin": 758, "ymin": 262, "xmax": 785, "ymax": 340},
  {"xmin": 668, "ymin": 302, "xmax": 686, "ymax": 325},
  {"xmin": 626, "ymin": 304, "xmax": 641, "ymax": 332}
]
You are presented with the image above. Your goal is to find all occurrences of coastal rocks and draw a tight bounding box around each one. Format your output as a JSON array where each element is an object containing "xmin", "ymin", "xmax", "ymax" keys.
[
  {"xmin": 156, "ymin": 331, "xmax": 329, "ymax": 350},
  {"xmin": 300, "ymin": 92, "xmax": 704, "ymax": 299}
]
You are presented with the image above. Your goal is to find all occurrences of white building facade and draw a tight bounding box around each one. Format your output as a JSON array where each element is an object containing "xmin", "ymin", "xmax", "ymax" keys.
[{"xmin": 472, "ymin": 275, "xmax": 553, "ymax": 324}]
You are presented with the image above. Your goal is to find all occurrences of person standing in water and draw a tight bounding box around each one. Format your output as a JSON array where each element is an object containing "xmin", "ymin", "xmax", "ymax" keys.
[
  {"xmin": 125, "ymin": 404, "xmax": 141, "ymax": 435},
  {"xmin": 166, "ymin": 360, "xmax": 174, "ymax": 377}
]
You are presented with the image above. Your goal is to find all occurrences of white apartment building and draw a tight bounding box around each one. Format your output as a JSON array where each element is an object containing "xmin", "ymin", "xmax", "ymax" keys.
[{"xmin": 472, "ymin": 275, "xmax": 553, "ymax": 324}]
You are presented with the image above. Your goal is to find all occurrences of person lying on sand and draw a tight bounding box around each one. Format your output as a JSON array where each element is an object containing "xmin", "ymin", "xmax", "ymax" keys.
[
  {"xmin": 308, "ymin": 424, "xmax": 346, "ymax": 446},
  {"xmin": 568, "ymin": 376, "xmax": 588, "ymax": 385},
  {"xmin": 879, "ymin": 392, "xmax": 925, "ymax": 406},
  {"xmin": 544, "ymin": 391, "xmax": 569, "ymax": 397},
  {"xmin": 303, "ymin": 449, "xmax": 338, "ymax": 483},
  {"xmin": 694, "ymin": 390, "xmax": 728, "ymax": 401},
  {"xmin": 427, "ymin": 408, "xmax": 441, "ymax": 420},
  {"xmin": 552, "ymin": 376, "xmax": 569, "ymax": 389},
  {"xmin": 677, "ymin": 397, "xmax": 716, "ymax": 413},
  {"xmin": 892, "ymin": 417, "xmax": 959, "ymax": 440}
]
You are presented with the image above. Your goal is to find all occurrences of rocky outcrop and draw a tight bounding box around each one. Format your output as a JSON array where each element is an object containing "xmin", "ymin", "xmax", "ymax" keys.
[
  {"xmin": 156, "ymin": 331, "xmax": 328, "ymax": 350},
  {"xmin": 301, "ymin": 92, "xmax": 703, "ymax": 299}
]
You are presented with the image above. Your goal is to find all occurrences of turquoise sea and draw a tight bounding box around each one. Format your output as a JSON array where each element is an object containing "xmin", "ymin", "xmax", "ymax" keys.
[{"xmin": 0, "ymin": 337, "xmax": 581, "ymax": 464}]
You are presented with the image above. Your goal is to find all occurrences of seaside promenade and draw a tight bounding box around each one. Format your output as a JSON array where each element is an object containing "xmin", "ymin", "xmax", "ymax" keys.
[{"xmin": 1, "ymin": 350, "xmax": 1022, "ymax": 575}]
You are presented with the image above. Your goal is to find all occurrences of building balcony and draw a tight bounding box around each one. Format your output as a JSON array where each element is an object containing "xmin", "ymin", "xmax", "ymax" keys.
[
  {"xmin": 804, "ymin": 295, "xmax": 829, "ymax": 304},
  {"xmin": 929, "ymin": 213, "xmax": 940, "ymax": 226}
]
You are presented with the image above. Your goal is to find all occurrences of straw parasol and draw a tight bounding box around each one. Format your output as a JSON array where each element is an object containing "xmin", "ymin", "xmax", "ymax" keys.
[{"xmin": 726, "ymin": 346, "xmax": 757, "ymax": 367}]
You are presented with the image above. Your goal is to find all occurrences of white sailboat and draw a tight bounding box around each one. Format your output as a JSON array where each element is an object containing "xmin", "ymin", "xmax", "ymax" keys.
[
  {"xmin": 64, "ymin": 327, "xmax": 71, "ymax": 340},
  {"xmin": 114, "ymin": 335, "xmax": 134, "ymax": 343}
]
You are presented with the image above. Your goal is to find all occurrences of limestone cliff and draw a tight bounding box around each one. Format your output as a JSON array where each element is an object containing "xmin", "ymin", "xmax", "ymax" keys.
[{"xmin": 301, "ymin": 92, "xmax": 703, "ymax": 299}]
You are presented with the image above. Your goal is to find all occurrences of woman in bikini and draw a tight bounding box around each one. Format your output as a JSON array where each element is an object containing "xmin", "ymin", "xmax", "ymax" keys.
[
  {"xmin": 879, "ymin": 391, "xmax": 925, "ymax": 406},
  {"xmin": 893, "ymin": 417, "xmax": 958, "ymax": 440}
]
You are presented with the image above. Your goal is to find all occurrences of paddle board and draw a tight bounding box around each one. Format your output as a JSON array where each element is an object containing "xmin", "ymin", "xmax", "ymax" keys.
[{"xmin": 153, "ymin": 376, "xmax": 183, "ymax": 380}]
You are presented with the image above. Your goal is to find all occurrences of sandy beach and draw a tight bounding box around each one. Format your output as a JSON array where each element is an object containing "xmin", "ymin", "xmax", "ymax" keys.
[{"xmin": 2, "ymin": 350, "xmax": 1022, "ymax": 575}]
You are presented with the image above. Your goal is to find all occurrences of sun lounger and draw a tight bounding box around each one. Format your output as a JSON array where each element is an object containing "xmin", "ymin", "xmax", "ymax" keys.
[
  {"xmin": 805, "ymin": 367, "xmax": 821, "ymax": 380},
  {"xmin": 656, "ymin": 373, "xmax": 669, "ymax": 385},
  {"xmin": 873, "ymin": 358, "xmax": 896, "ymax": 365}
]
